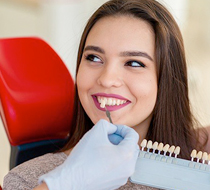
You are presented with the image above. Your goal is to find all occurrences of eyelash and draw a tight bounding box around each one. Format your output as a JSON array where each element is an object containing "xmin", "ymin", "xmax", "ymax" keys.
[
  {"xmin": 85, "ymin": 54, "xmax": 145, "ymax": 68},
  {"xmin": 85, "ymin": 54, "xmax": 103, "ymax": 63},
  {"xmin": 125, "ymin": 60, "xmax": 145, "ymax": 68}
]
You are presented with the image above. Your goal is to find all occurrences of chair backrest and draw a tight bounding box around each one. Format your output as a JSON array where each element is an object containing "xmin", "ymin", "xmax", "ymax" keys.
[{"xmin": 0, "ymin": 37, "xmax": 75, "ymax": 169}]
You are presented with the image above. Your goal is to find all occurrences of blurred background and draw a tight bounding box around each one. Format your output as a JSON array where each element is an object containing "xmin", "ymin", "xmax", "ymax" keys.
[{"xmin": 0, "ymin": 0, "xmax": 210, "ymax": 185}]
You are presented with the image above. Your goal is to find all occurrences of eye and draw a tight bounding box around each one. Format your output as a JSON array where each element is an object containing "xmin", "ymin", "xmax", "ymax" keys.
[
  {"xmin": 125, "ymin": 60, "xmax": 145, "ymax": 68},
  {"xmin": 85, "ymin": 54, "xmax": 103, "ymax": 63}
]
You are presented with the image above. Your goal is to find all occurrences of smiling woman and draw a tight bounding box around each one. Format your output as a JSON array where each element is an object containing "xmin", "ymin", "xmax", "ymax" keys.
[
  {"xmin": 3, "ymin": 0, "xmax": 209, "ymax": 190},
  {"xmin": 77, "ymin": 15, "xmax": 157, "ymax": 139}
]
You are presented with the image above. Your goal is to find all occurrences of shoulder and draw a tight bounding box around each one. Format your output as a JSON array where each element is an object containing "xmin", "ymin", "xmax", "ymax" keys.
[{"xmin": 3, "ymin": 152, "xmax": 67, "ymax": 190}]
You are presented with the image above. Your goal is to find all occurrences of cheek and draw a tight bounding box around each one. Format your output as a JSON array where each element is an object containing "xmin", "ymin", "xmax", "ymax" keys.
[
  {"xmin": 76, "ymin": 66, "xmax": 91, "ymax": 93},
  {"xmin": 129, "ymin": 76, "xmax": 158, "ymax": 104}
]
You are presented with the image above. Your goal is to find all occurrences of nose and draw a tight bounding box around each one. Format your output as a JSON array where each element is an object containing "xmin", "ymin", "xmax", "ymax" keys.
[{"xmin": 97, "ymin": 65, "xmax": 123, "ymax": 88}]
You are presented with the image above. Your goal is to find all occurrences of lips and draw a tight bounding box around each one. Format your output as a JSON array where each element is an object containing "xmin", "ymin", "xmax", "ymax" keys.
[{"xmin": 92, "ymin": 93, "xmax": 131, "ymax": 111}]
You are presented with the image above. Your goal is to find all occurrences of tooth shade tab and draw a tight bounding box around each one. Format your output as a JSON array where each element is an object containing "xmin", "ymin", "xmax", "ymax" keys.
[
  {"xmin": 197, "ymin": 151, "xmax": 203, "ymax": 159},
  {"xmin": 191, "ymin": 149, "xmax": 197, "ymax": 158},
  {"xmin": 140, "ymin": 139, "xmax": 147, "ymax": 150},
  {"xmin": 163, "ymin": 144, "xmax": 170, "ymax": 156},
  {"xmin": 157, "ymin": 143, "xmax": 164, "ymax": 154},
  {"xmin": 147, "ymin": 140, "xmax": 153, "ymax": 152},
  {"xmin": 191, "ymin": 149, "xmax": 197, "ymax": 161},
  {"xmin": 174, "ymin": 146, "xmax": 180, "ymax": 158},
  {"xmin": 168, "ymin": 145, "xmax": 175, "ymax": 157},
  {"xmin": 152, "ymin": 142, "xmax": 158, "ymax": 153},
  {"xmin": 163, "ymin": 144, "xmax": 170, "ymax": 152},
  {"xmin": 202, "ymin": 152, "xmax": 208, "ymax": 164},
  {"xmin": 100, "ymin": 99, "xmax": 106, "ymax": 108},
  {"xmin": 196, "ymin": 151, "xmax": 203, "ymax": 162},
  {"xmin": 208, "ymin": 154, "xmax": 210, "ymax": 165}
]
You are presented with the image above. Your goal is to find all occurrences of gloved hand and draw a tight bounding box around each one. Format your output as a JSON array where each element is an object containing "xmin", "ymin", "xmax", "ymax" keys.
[{"xmin": 39, "ymin": 119, "xmax": 139, "ymax": 190}]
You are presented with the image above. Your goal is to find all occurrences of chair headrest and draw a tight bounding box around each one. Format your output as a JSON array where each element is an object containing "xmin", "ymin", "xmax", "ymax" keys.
[{"xmin": 0, "ymin": 37, "xmax": 75, "ymax": 146}]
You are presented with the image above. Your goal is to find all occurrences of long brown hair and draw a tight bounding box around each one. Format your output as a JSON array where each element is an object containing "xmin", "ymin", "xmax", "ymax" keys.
[{"xmin": 62, "ymin": 0, "xmax": 207, "ymax": 159}]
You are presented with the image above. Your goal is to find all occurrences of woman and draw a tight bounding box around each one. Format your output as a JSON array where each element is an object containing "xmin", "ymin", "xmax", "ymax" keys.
[{"xmin": 3, "ymin": 0, "xmax": 208, "ymax": 190}]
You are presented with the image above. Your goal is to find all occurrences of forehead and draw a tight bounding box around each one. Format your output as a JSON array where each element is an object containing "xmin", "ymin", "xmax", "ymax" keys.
[{"xmin": 85, "ymin": 15, "xmax": 155, "ymax": 54}]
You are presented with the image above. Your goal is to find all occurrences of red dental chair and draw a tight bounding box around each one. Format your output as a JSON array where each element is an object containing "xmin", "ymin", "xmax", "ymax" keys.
[{"xmin": 0, "ymin": 37, "xmax": 75, "ymax": 170}]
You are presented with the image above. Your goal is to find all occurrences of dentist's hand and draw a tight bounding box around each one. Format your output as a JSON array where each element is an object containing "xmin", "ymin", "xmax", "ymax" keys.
[{"xmin": 39, "ymin": 119, "xmax": 139, "ymax": 190}]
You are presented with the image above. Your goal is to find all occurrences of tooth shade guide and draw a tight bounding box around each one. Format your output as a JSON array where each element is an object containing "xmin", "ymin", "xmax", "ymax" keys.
[
  {"xmin": 100, "ymin": 99, "xmax": 106, "ymax": 108},
  {"xmin": 131, "ymin": 150, "xmax": 210, "ymax": 190},
  {"xmin": 139, "ymin": 140, "xmax": 210, "ymax": 167}
]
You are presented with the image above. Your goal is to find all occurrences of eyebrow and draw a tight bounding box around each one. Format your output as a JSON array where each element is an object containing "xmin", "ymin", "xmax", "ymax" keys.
[
  {"xmin": 120, "ymin": 51, "xmax": 153, "ymax": 61},
  {"xmin": 84, "ymin": 45, "xmax": 105, "ymax": 54},
  {"xmin": 84, "ymin": 45, "xmax": 153, "ymax": 61}
]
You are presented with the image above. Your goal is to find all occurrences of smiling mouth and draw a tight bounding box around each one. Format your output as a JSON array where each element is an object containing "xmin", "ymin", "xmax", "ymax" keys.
[
  {"xmin": 97, "ymin": 96, "xmax": 127, "ymax": 108},
  {"xmin": 92, "ymin": 94, "xmax": 130, "ymax": 111}
]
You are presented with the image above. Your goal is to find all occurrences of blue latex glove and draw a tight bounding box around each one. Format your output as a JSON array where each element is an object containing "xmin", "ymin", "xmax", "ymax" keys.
[
  {"xmin": 108, "ymin": 125, "xmax": 124, "ymax": 145},
  {"xmin": 39, "ymin": 119, "xmax": 139, "ymax": 190}
]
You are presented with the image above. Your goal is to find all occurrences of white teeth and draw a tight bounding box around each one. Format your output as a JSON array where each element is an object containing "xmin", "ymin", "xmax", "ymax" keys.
[
  {"xmin": 98, "ymin": 96, "xmax": 127, "ymax": 108},
  {"xmin": 116, "ymin": 99, "xmax": 121, "ymax": 105},
  {"xmin": 104, "ymin": 98, "xmax": 108, "ymax": 104},
  {"xmin": 113, "ymin": 99, "xmax": 116, "ymax": 105},
  {"xmin": 108, "ymin": 98, "xmax": 112, "ymax": 106}
]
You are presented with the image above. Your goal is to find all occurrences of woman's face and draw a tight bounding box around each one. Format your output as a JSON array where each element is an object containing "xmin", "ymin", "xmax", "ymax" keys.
[{"xmin": 77, "ymin": 15, "xmax": 158, "ymax": 140}]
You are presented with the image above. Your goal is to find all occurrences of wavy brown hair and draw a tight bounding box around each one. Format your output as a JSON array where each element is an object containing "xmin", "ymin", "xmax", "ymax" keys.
[{"xmin": 62, "ymin": 0, "xmax": 207, "ymax": 159}]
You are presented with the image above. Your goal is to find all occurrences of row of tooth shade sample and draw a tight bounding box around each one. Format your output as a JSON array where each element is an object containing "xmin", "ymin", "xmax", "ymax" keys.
[
  {"xmin": 140, "ymin": 139, "xmax": 180, "ymax": 158},
  {"xmin": 191, "ymin": 149, "xmax": 210, "ymax": 164}
]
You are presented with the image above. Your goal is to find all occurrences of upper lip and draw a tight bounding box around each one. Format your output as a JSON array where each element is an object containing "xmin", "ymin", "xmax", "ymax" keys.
[{"xmin": 92, "ymin": 93, "xmax": 129, "ymax": 101}]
